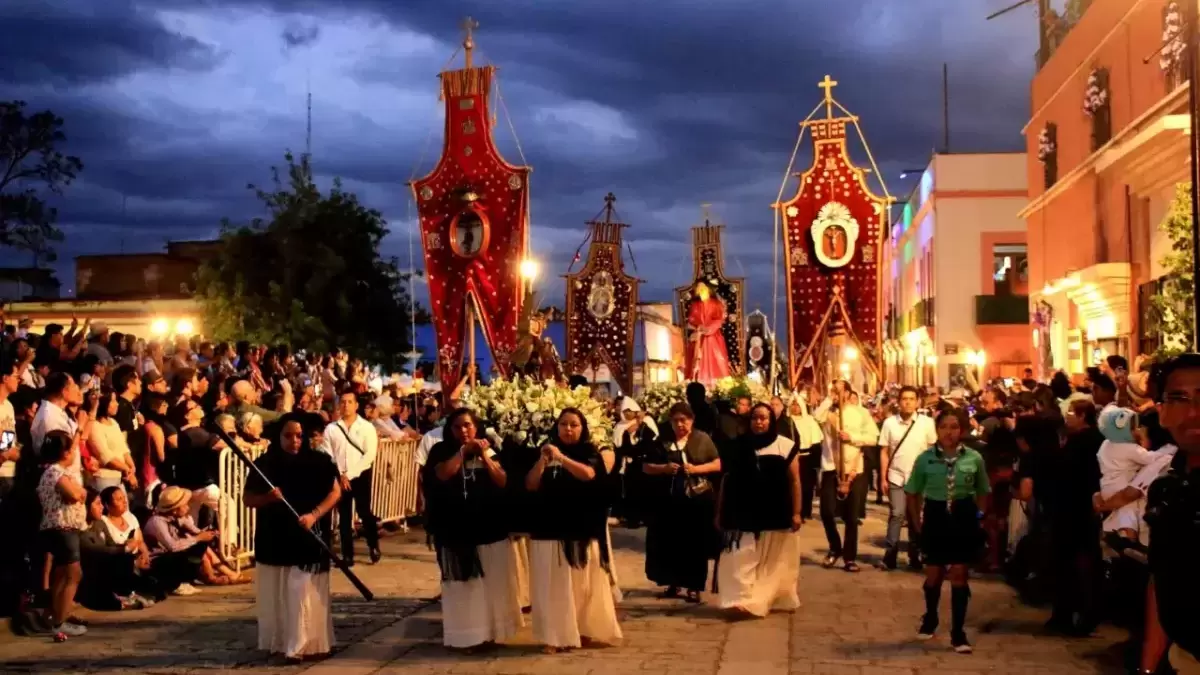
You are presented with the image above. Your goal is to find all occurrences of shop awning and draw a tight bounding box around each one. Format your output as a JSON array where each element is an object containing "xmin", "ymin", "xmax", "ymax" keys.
[{"xmin": 1037, "ymin": 262, "xmax": 1132, "ymax": 340}]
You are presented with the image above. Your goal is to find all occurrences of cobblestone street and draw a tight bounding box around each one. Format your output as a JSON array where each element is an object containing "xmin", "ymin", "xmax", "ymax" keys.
[{"xmin": 0, "ymin": 508, "xmax": 1149, "ymax": 674}]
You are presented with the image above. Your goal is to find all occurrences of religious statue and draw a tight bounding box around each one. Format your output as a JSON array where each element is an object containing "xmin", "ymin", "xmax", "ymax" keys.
[
  {"xmin": 512, "ymin": 292, "xmax": 563, "ymax": 382},
  {"xmin": 685, "ymin": 281, "xmax": 731, "ymax": 387},
  {"xmin": 587, "ymin": 271, "xmax": 616, "ymax": 320}
]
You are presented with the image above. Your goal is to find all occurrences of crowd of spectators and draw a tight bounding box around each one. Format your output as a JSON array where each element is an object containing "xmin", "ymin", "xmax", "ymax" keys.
[{"xmin": 0, "ymin": 316, "xmax": 449, "ymax": 638}]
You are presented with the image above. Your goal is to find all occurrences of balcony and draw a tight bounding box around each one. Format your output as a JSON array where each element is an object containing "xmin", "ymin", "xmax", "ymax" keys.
[
  {"xmin": 976, "ymin": 294, "xmax": 1030, "ymax": 325},
  {"xmin": 1034, "ymin": 0, "xmax": 1094, "ymax": 71}
]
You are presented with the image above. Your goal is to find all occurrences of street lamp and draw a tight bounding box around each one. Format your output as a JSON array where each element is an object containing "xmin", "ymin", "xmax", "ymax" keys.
[{"xmin": 520, "ymin": 258, "xmax": 540, "ymax": 281}]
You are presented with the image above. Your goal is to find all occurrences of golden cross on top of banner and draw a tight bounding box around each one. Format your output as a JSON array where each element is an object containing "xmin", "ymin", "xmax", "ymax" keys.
[{"xmin": 819, "ymin": 75, "xmax": 838, "ymax": 118}]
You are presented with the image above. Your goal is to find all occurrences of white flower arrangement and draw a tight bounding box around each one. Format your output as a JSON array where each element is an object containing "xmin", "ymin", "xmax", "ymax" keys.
[
  {"xmin": 1037, "ymin": 125, "xmax": 1056, "ymax": 163},
  {"xmin": 1161, "ymin": 2, "xmax": 1185, "ymax": 73},
  {"xmin": 463, "ymin": 376, "xmax": 613, "ymax": 449},
  {"xmin": 636, "ymin": 382, "xmax": 688, "ymax": 424},
  {"xmin": 711, "ymin": 375, "xmax": 771, "ymax": 406},
  {"xmin": 1083, "ymin": 68, "xmax": 1108, "ymax": 117}
]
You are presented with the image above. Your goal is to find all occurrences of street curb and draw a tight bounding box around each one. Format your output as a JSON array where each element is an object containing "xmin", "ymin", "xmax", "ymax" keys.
[{"xmin": 299, "ymin": 598, "xmax": 440, "ymax": 675}]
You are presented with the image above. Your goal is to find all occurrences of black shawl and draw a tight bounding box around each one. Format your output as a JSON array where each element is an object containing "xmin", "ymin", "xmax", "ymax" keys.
[
  {"xmin": 423, "ymin": 438, "xmax": 509, "ymax": 582},
  {"xmin": 529, "ymin": 439, "xmax": 609, "ymax": 569},
  {"xmin": 247, "ymin": 447, "xmax": 339, "ymax": 574},
  {"xmin": 719, "ymin": 424, "xmax": 799, "ymax": 547}
]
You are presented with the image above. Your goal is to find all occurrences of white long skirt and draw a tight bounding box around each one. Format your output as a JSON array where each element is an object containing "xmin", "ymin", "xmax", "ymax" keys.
[
  {"xmin": 529, "ymin": 539, "xmax": 623, "ymax": 648},
  {"xmin": 256, "ymin": 564, "xmax": 334, "ymax": 658},
  {"xmin": 716, "ymin": 530, "xmax": 801, "ymax": 618},
  {"xmin": 511, "ymin": 535, "xmax": 531, "ymax": 609},
  {"xmin": 441, "ymin": 539, "xmax": 525, "ymax": 648}
]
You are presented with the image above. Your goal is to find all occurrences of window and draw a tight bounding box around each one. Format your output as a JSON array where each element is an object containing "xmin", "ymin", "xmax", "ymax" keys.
[{"xmin": 992, "ymin": 243, "xmax": 1028, "ymax": 295}]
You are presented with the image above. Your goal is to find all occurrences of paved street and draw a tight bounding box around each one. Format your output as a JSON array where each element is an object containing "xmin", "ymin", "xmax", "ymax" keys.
[{"xmin": 0, "ymin": 507, "xmax": 1147, "ymax": 675}]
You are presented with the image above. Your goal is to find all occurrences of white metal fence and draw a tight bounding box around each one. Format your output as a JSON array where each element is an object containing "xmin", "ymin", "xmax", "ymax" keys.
[{"xmin": 216, "ymin": 438, "xmax": 420, "ymax": 568}]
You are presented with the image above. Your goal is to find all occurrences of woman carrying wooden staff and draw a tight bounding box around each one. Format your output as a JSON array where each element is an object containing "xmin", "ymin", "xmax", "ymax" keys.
[{"xmin": 242, "ymin": 413, "xmax": 342, "ymax": 663}]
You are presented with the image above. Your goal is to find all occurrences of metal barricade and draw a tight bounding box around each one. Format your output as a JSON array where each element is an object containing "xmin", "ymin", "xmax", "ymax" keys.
[{"xmin": 216, "ymin": 438, "xmax": 419, "ymax": 568}]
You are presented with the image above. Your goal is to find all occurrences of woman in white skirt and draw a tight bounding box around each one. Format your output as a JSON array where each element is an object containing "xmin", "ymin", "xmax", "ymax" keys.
[
  {"xmin": 525, "ymin": 408, "xmax": 622, "ymax": 653},
  {"xmin": 715, "ymin": 403, "xmax": 803, "ymax": 618},
  {"xmin": 242, "ymin": 414, "xmax": 341, "ymax": 663},
  {"xmin": 424, "ymin": 408, "xmax": 523, "ymax": 650}
]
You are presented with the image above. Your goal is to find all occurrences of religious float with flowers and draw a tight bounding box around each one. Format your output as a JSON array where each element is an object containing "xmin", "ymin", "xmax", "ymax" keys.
[
  {"xmin": 463, "ymin": 375, "xmax": 614, "ymax": 448},
  {"xmin": 635, "ymin": 375, "xmax": 770, "ymax": 426}
]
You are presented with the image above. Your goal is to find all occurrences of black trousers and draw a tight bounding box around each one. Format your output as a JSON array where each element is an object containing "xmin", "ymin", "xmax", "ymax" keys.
[
  {"xmin": 799, "ymin": 449, "xmax": 820, "ymax": 520},
  {"xmin": 859, "ymin": 445, "xmax": 882, "ymax": 517},
  {"xmin": 338, "ymin": 469, "xmax": 379, "ymax": 560},
  {"xmin": 820, "ymin": 471, "xmax": 868, "ymax": 562}
]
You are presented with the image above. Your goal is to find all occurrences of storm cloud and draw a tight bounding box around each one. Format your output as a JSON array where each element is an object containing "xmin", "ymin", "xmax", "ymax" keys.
[{"xmin": 0, "ymin": 0, "xmax": 1037, "ymax": 323}]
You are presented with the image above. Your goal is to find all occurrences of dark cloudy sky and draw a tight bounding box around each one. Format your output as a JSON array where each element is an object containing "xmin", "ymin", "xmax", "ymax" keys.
[{"xmin": 2, "ymin": 0, "xmax": 1038, "ymax": 327}]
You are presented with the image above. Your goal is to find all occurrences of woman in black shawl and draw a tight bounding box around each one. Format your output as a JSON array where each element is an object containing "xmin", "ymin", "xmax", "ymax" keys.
[
  {"xmin": 242, "ymin": 413, "xmax": 341, "ymax": 663},
  {"xmin": 714, "ymin": 403, "xmax": 803, "ymax": 618},
  {"xmin": 525, "ymin": 408, "xmax": 622, "ymax": 652},
  {"xmin": 644, "ymin": 401, "xmax": 722, "ymax": 603},
  {"xmin": 424, "ymin": 408, "xmax": 523, "ymax": 650}
]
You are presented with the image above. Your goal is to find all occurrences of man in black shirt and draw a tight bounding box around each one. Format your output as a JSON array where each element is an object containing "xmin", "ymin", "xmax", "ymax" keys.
[
  {"xmin": 112, "ymin": 364, "xmax": 141, "ymax": 436},
  {"xmin": 1138, "ymin": 353, "xmax": 1200, "ymax": 673}
]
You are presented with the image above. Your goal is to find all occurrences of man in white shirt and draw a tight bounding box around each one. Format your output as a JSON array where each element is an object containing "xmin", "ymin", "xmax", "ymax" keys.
[
  {"xmin": 0, "ymin": 356, "xmax": 20, "ymax": 496},
  {"xmin": 877, "ymin": 385, "xmax": 937, "ymax": 570},
  {"xmin": 813, "ymin": 381, "xmax": 879, "ymax": 571},
  {"xmin": 32, "ymin": 372, "xmax": 83, "ymax": 455},
  {"xmin": 325, "ymin": 390, "xmax": 381, "ymax": 565}
]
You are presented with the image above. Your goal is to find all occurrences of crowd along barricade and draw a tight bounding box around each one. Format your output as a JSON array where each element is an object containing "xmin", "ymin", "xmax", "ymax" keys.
[{"xmin": 216, "ymin": 438, "xmax": 420, "ymax": 569}]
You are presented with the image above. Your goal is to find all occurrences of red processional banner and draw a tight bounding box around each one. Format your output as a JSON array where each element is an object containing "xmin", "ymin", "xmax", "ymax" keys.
[
  {"xmin": 777, "ymin": 86, "xmax": 888, "ymax": 388},
  {"xmin": 412, "ymin": 65, "xmax": 530, "ymax": 396}
]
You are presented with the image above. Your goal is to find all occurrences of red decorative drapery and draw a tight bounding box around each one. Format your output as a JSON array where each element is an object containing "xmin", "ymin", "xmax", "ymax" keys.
[
  {"xmin": 564, "ymin": 200, "xmax": 639, "ymax": 393},
  {"xmin": 412, "ymin": 65, "xmax": 530, "ymax": 396},
  {"xmin": 778, "ymin": 114, "xmax": 887, "ymax": 388}
]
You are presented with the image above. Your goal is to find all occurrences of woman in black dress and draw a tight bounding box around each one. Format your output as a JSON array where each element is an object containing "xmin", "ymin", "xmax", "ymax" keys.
[
  {"xmin": 242, "ymin": 414, "xmax": 342, "ymax": 662},
  {"xmin": 715, "ymin": 403, "xmax": 803, "ymax": 617},
  {"xmin": 644, "ymin": 402, "xmax": 722, "ymax": 603},
  {"xmin": 525, "ymin": 408, "xmax": 621, "ymax": 652},
  {"xmin": 424, "ymin": 408, "xmax": 522, "ymax": 649}
]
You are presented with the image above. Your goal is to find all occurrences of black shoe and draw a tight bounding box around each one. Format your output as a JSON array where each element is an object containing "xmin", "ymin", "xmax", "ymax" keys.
[
  {"xmin": 881, "ymin": 546, "xmax": 898, "ymax": 571},
  {"xmin": 657, "ymin": 586, "xmax": 680, "ymax": 599},
  {"xmin": 951, "ymin": 631, "xmax": 972, "ymax": 653},
  {"xmin": 917, "ymin": 615, "xmax": 938, "ymax": 641},
  {"xmin": 369, "ymin": 547, "xmax": 382, "ymax": 564},
  {"xmin": 343, "ymin": 558, "xmax": 356, "ymax": 568},
  {"xmin": 908, "ymin": 554, "xmax": 924, "ymax": 572}
]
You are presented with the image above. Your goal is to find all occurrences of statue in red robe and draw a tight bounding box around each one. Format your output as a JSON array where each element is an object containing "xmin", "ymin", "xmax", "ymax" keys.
[{"xmin": 685, "ymin": 282, "xmax": 731, "ymax": 387}]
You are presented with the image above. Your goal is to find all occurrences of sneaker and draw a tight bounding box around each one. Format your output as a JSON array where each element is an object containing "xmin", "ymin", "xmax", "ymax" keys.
[
  {"xmin": 55, "ymin": 622, "xmax": 87, "ymax": 637},
  {"xmin": 951, "ymin": 632, "xmax": 972, "ymax": 654},
  {"xmin": 917, "ymin": 616, "xmax": 938, "ymax": 641},
  {"xmin": 131, "ymin": 592, "xmax": 156, "ymax": 609},
  {"xmin": 172, "ymin": 582, "xmax": 201, "ymax": 597}
]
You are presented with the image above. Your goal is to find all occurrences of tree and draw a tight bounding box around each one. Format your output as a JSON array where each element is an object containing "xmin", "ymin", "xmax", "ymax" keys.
[
  {"xmin": 197, "ymin": 152, "xmax": 427, "ymax": 368},
  {"xmin": 0, "ymin": 101, "xmax": 82, "ymax": 265},
  {"xmin": 1146, "ymin": 182, "xmax": 1195, "ymax": 358}
]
